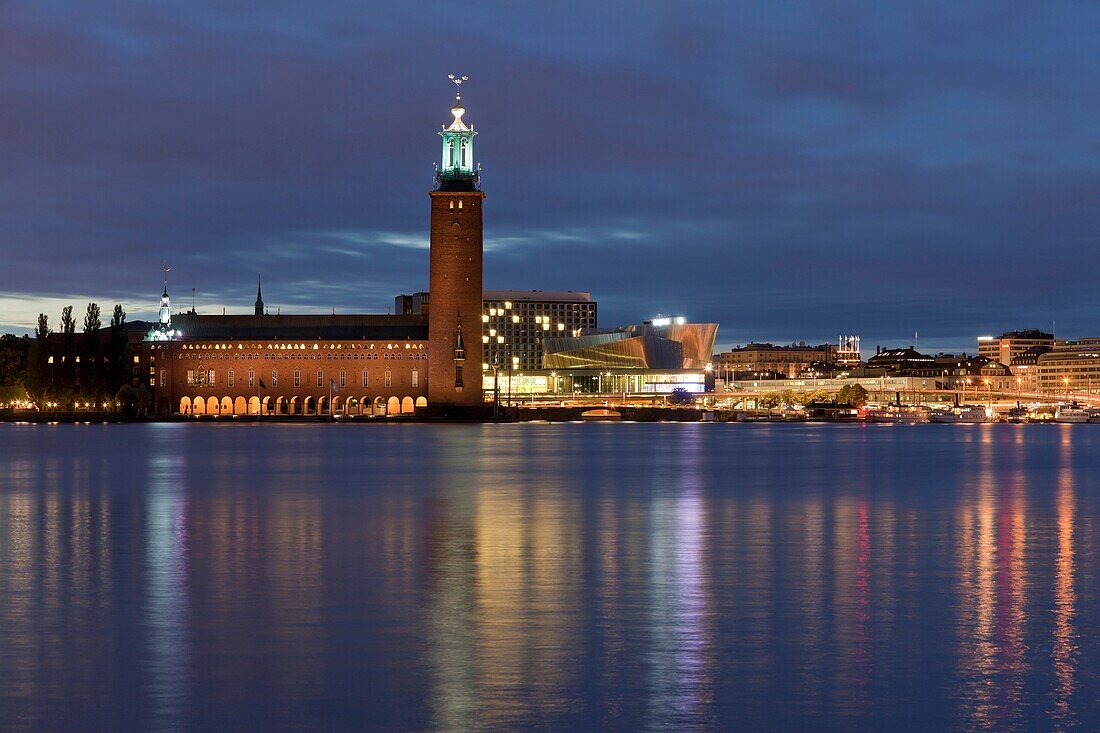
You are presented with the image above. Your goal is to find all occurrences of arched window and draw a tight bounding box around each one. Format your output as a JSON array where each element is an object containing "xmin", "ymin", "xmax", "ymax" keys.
[
  {"xmin": 458, "ymin": 199, "xmax": 463, "ymax": 210},
  {"xmin": 460, "ymin": 139, "xmax": 468, "ymax": 167}
]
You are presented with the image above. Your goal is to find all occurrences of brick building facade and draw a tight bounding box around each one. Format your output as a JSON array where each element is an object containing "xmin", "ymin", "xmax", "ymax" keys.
[
  {"xmin": 154, "ymin": 314, "xmax": 429, "ymax": 415},
  {"xmin": 142, "ymin": 82, "xmax": 486, "ymax": 416}
]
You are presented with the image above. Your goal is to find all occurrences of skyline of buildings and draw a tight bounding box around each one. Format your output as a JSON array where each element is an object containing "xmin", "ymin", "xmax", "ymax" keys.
[{"xmin": 6, "ymin": 75, "xmax": 1099, "ymax": 409}]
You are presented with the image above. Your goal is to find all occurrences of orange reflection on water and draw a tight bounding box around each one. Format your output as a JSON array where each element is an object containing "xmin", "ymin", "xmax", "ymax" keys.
[
  {"xmin": 956, "ymin": 428, "xmax": 1030, "ymax": 731},
  {"xmin": 1051, "ymin": 436, "xmax": 1077, "ymax": 729},
  {"xmin": 474, "ymin": 485, "xmax": 581, "ymax": 727}
]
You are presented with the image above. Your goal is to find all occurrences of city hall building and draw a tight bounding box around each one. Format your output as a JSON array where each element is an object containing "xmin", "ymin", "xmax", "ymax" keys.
[{"xmin": 146, "ymin": 82, "xmax": 486, "ymax": 416}]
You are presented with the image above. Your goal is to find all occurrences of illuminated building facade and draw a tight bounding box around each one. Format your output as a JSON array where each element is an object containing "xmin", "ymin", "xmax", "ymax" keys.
[
  {"xmin": 977, "ymin": 329, "xmax": 1054, "ymax": 366},
  {"xmin": 1036, "ymin": 339, "xmax": 1100, "ymax": 394},
  {"xmin": 153, "ymin": 314, "xmax": 429, "ymax": 415},
  {"xmin": 714, "ymin": 342, "xmax": 836, "ymax": 379},
  {"xmin": 482, "ymin": 291, "xmax": 596, "ymax": 371},
  {"xmin": 140, "ymin": 79, "xmax": 485, "ymax": 415},
  {"xmin": 484, "ymin": 316, "xmax": 718, "ymax": 397},
  {"xmin": 1009, "ymin": 345, "xmax": 1051, "ymax": 391},
  {"xmin": 396, "ymin": 290, "xmax": 597, "ymax": 373}
]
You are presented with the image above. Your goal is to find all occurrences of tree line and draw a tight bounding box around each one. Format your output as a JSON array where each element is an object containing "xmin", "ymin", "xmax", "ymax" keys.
[
  {"xmin": 751, "ymin": 384, "xmax": 869, "ymax": 410},
  {"xmin": 22, "ymin": 303, "xmax": 147, "ymax": 412}
]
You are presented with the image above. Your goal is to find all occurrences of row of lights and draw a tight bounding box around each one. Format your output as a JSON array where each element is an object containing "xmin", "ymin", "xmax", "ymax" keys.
[
  {"xmin": 183, "ymin": 342, "xmax": 423, "ymax": 351},
  {"xmin": 4, "ymin": 401, "xmax": 116, "ymax": 410},
  {"xmin": 482, "ymin": 311, "xmax": 568, "ymax": 331}
]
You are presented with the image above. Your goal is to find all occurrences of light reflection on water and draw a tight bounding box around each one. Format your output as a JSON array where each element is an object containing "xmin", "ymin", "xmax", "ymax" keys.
[{"xmin": 0, "ymin": 422, "xmax": 1099, "ymax": 731}]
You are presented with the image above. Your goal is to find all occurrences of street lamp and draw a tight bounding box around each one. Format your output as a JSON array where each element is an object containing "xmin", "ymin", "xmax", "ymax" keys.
[{"xmin": 509, "ymin": 354, "xmax": 519, "ymax": 407}]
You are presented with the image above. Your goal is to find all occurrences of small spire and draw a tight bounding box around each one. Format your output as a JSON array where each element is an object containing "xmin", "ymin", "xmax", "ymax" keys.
[{"xmin": 255, "ymin": 275, "xmax": 264, "ymax": 316}]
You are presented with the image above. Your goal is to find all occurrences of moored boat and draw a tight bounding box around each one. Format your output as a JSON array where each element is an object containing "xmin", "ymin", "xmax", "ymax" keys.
[
  {"xmin": 581, "ymin": 408, "xmax": 621, "ymax": 422},
  {"xmin": 1055, "ymin": 404, "xmax": 1090, "ymax": 424},
  {"xmin": 929, "ymin": 409, "xmax": 961, "ymax": 424},
  {"xmin": 862, "ymin": 405, "xmax": 930, "ymax": 424},
  {"xmin": 931, "ymin": 405, "xmax": 995, "ymax": 423}
]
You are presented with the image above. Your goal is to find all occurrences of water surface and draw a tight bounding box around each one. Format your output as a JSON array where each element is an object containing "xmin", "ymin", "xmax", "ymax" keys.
[{"xmin": 1, "ymin": 422, "xmax": 1098, "ymax": 731}]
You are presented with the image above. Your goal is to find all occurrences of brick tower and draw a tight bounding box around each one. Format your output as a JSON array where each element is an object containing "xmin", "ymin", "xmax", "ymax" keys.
[{"xmin": 428, "ymin": 75, "xmax": 484, "ymax": 408}]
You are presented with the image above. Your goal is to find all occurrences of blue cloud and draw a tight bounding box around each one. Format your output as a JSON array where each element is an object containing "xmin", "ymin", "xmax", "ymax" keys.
[{"xmin": 1, "ymin": 1, "xmax": 1098, "ymax": 356}]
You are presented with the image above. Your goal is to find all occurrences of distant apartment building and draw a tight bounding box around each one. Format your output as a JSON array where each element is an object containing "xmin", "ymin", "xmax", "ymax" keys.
[
  {"xmin": 395, "ymin": 290, "xmax": 597, "ymax": 372},
  {"xmin": 714, "ymin": 342, "xmax": 835, "ymax": 379},
  {"xmin": 1009, "ymin": 345, "xmax": 1052, "ymax": 391},
  {"xmin": 977, "ymin": 329, "xmax": 1054, "ymax": 367},
  {"xmin": 1036, "ymin": 339, "xmax": 1100, "ymax": 394}
]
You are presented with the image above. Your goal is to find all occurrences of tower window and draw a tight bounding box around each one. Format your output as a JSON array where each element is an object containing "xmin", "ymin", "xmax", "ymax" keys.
[
  {"xmin": 317, "ymin": 369, "xmax": 323, "ymax": 387},
  {"xmin": 449, "ymin": 199, "xmax": 455, "ymax": 210},
  {"xmin": 412, "ymin": 369, "xmax": 419, "ymax": 388},
  {"xmin": 385, "ymin": 368, "xmax": 392, "ymax": 388},
  {"xmin": 458, "ymin": 199, "xmax": 463, "ymax": 210},
  {"xmin": 248, "ymin": 369, "xmax": 255, "ymax": 388},
  {"xmin": 339, "ymin": 369, "xmax": 346, "ymax": 388},
  {"xmin": 294, "ymin": 369, "xmax": 300, "ymax": 387},
  {"xmin": 271, "ymin": 370, "xmax": 278, "ymax": 388}
]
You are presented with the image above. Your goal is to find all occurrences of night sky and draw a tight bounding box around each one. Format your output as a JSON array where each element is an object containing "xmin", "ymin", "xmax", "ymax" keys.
[{"xmin": 2, "ymin": 2, "xmax": 1098, "ymax": 353}]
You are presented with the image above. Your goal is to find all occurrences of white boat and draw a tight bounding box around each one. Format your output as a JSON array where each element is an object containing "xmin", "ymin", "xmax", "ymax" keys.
[
  {"xmin": 1055, "ymin": 405, "xmax": 1090, "ymax": 424},
  {"xmin": 931, "ymin": 405, "xmax": 994, "ymax": 424},
  {"xmin": 862, "ymin": 406, "xmax": 930, "ymax": 424},
  {"xmin": 1089, "ymin": 410, "xmax": 1100, "ymax": 425}
]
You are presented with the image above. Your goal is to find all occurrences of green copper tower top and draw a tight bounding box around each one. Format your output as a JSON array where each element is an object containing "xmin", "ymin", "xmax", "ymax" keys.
[{"xmin": 435, "ymin": 74, "xmax": 479, "ymax": 191}]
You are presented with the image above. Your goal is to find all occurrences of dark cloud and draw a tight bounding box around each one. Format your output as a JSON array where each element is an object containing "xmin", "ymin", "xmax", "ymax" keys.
[{"xmin": 1, "ymin": 0, "xmax": 1098, "ymax": 354}]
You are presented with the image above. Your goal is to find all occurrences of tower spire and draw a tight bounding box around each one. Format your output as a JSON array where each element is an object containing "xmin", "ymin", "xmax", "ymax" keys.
[
  {"xmin": 436, "ymin": 74, "xmax": 478, "ymax": 191},
  {"xmin": 144, "ymin": 263, "xmax": 179, "ymax": 341},
  {"xmin": 255, "ymin": 275, "xmax": 264, "ymax": 316}
]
